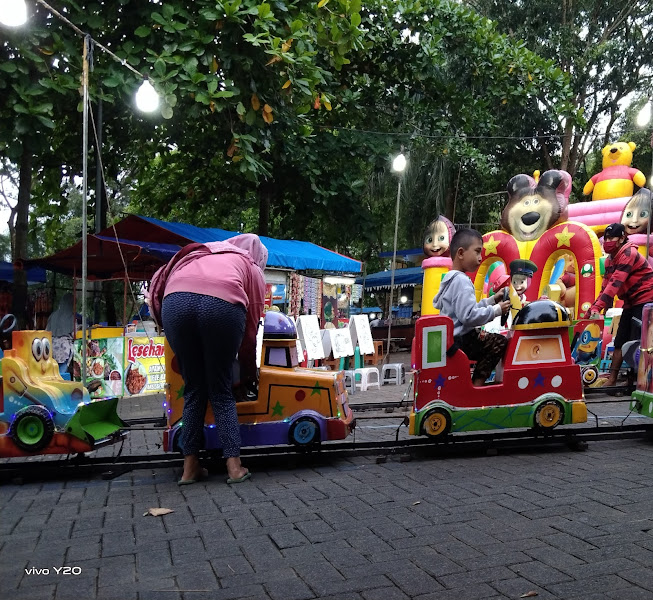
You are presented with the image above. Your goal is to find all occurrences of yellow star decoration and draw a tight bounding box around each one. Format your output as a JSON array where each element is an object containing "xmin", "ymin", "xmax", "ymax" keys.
[
  {"xmin": 483, "ymin": 236, "xmax": 500, "ymax": 255},
  {"xmin": 555, "ymin": 226, "xmax": 575, "ymax": 248}
]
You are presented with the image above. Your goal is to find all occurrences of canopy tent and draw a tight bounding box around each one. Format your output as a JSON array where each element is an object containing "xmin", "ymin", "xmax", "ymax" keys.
[
  {"xmin": 24, "ymin": 235, "xmax": 169, "ymax": 281},
  {"xmin": 356, "ymin": 266, "xmax": 424, "ymax": 291},
  {"xmin": 98, "ymin": 215, "xmax": 362, "ymax": 274},
  {"xmin": 25, "ymin": 214, "xmax": 362, "ymax": 280},
  {"xmin": 349, "ymin": 306, "xmax": 383, "ymax": 315},
  {"xmin": 0, "ymin": 261, "xmax": 47, "ymax": 283}
]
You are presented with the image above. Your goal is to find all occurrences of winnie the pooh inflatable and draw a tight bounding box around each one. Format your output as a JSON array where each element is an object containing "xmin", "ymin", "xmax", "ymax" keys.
[{"xmin": 583, "ymin": 141, "xmax": 646, "ymax": 201}]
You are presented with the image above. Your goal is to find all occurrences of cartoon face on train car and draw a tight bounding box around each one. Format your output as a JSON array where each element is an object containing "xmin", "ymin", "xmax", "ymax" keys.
[
  {"xmin": 11, "ymin": 330, "xmax": 60, "ymax": 378},
  {"xmin": 573, "ymin": 322, "xmax": 602, "ymax": 362}
]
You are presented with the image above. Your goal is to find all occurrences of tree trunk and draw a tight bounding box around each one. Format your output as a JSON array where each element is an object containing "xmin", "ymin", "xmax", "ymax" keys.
[
  {"xmin": 11, "ymin": 138, "xmax": 32, "ymax": 328},
  {"xmin": 103, "ymin": 280, "xmax": 117, "ymax": 326},
  {"xmin": 257, "ymin": 179, "xmax": 275, "ymax": 236},
  {"xmin": 443, "ymin": 185, "xmax": 456, "ymax": 221}
]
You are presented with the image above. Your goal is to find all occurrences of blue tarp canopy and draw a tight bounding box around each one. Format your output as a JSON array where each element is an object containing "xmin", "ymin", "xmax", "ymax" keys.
[
  {"xmin": 349, "ymin": 306, "xmax": 382, "ymax": 315},
  {"xmin": 101, "ymin": 215, "xmax": 362, "ymax": 274},
  {"xmin": 356, "ymin": 266, "xmax": 423, "ymax": 290},
  {"xmin": 26, "ymin": 215, "xmax": 362, "ymax": 280},
  {"xmin": 0, "ymin": 261, "xmax": 47, "ymax": 283}
]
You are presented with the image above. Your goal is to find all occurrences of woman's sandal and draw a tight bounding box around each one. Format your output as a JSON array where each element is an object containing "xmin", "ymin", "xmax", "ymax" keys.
[
  {"xmin": 178, "ymin": 467, "xmax": 209, "ymax": 486},
  {"xmin": 226, "ymin": 471, "xmax": 251, "ymax": 484}
]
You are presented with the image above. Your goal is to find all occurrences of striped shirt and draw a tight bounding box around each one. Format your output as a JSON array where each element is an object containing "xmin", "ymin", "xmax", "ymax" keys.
[{"xmin": 591, "ymin": 242, "xmax": 653, "ymax": 312}]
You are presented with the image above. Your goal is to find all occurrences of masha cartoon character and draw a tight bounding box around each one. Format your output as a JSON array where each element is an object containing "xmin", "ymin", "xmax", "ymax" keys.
[
  {"xmin": 422, "ymin": 216, "xmax": 455, "ymax": 257},
  {"xmin": 621, "ymin": 188, "xmax": 651, "ymax": 236},
  {"xmin": 509, "ymin": 259, "xmax": 538, "ymax": 304}
]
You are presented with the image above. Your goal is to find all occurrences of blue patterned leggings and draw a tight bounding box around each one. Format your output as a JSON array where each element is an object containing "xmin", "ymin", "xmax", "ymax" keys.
[{"xmin": 162, "ymin": 292, "xmax": 246, "ymax": 457}]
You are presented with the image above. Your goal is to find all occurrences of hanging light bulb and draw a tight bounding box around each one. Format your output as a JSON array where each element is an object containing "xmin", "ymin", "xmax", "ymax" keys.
[
  {"xmin": 135, "ymin": 79, "xmax": 160, "ymax": 113},
  {"xmin": 636, "ymin": 98, "xmax": 651, "ymax": 127},
  {"xmin": 0, "ymin": 0, "xmax": 28, "ymax": 26},
  {"xmin": 392, "ymin": 152, "xmax": 407, "ymax": 172}
]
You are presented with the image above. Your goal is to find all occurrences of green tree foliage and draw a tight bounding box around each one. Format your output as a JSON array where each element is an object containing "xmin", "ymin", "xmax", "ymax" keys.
[
  {"xmin": 1, "ymin": 0, "xmax": 579, "ymax": 298},
  {"xmin": 468, "ymin": 0, "xmax": 653, "ymax": 179}
]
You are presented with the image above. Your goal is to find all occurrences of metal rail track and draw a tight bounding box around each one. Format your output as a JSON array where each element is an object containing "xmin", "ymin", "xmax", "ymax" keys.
[{"xmin": 2, "ymin": 421, "xmax": 651, "ymax": 483}]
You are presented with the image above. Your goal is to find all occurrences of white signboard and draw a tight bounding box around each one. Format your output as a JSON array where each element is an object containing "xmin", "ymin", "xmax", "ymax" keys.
[
  {"xmin": 349, "ymin": 314, "xmax": 375, "ymax": 355},
  {"xmin": 297, "ymin": 315, "xmax": 325, "ymax": 360},
  {"xmin": 328, "ymin": 328, "xmax": 354, "ymax": 359}
]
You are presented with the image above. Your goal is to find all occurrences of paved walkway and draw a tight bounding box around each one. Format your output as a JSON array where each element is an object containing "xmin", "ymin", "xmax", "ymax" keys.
[
  {"xmin": 1, "ymin": 353, "xmax": 652, "ymax": 600},
  {"xmin": 2, "ymin": 439, "xmax": 652, "ymax": 600}
]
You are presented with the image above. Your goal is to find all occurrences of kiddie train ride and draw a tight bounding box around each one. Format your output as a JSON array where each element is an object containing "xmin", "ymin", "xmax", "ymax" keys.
[
  {"xmin": 0, "ymin": 329, "xmax": 125, "ymax": 458},
  {"xmin": 409, "ymin": 300, "xmax": 588, "ymax": 437},
  {"xmin": 163, "ymin": 311, "xmax": 355, "ymax": 452}
]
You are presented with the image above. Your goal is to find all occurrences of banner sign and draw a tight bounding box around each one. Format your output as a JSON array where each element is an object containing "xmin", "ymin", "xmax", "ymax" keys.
[{"xmin": 72, "ymin": 336, "xmax": 166, "ymax": 398}]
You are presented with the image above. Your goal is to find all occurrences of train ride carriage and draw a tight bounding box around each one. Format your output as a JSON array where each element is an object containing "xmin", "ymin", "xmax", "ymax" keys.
[
  {"xmin": 0, "ymin": 330, "xmax": 126, "ymax": 458},
  {"xmin": 409, "ymin": 299, "xmax": 588, "ymax": 437},
  {"xmin": 164, "ymin": 311, "xmax": 355, "ymax": 452}
]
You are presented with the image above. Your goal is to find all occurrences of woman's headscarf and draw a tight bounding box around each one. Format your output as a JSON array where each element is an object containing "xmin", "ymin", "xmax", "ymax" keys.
[
  {"xmin": 46, "ymin": 293, "xmax": 75, "ymax": 337},
  {"xmin": 226, "ymin": 233, "xmax": 268, "ymax": 271}
]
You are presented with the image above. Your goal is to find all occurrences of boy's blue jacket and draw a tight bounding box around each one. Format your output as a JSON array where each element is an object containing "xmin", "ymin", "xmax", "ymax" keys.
[{"xmin": 432, "ymin": 271, "xmax": 502, "ymax": 337}]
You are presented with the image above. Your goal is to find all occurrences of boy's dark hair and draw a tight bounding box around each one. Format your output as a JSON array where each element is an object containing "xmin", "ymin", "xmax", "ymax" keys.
[{"xmin": 450, "ymin": 228, "xmax": 482, "ymax": 257}]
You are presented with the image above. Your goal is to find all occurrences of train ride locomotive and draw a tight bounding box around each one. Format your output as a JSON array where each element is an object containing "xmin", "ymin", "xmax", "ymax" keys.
[
  {"xmin": 163, "ymin": 310, "xmax": 355, "ymax": 452},
  {"xmin": 409, "ymin": 299, "xmax": 588, "ymax": 438},
  {"xmin": 0, "ymin": 329, "xmax": 125, "ymax": 458}
]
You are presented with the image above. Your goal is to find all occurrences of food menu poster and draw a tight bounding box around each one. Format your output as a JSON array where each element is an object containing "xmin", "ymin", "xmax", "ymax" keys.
[
  {"xmin": 72, "ymin": 338, "xmax": 125, "ymax": 399},
  {"xmin": 72, "ymin": 336, "xmax": 166, "ymax": 398},
  {"xmin": 125, "ymin": 337, "xmax": 166, "ymax": 396}
]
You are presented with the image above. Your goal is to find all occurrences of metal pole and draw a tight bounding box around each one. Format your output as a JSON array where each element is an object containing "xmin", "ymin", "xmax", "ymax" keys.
[
  {"xmin": 94, "ymin": 97, "xmax": 103, "ymax": 325},
  {"xmin": 386, "ymin": 178, "xmax": 401, "ymax": 363},
  {"xmin": 81, "ymin": 35, "xmax": 90, "ymax": 384}
]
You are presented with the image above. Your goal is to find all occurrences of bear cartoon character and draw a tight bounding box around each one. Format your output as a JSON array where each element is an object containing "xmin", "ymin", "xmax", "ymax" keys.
[
  {"xmin": 620, "ymin": 188, "xmax": 651, "ymax": 235},
  {"xmin": 501, "ymin": 169, "xmax": 572, "ymax": 242},
  {"xmin": 583, "ymin": 141, "xmax": 646, "ymax": 201},
  {"xmin": 422, "ymin": 216, "xmax": 455, "ymax": 257}
]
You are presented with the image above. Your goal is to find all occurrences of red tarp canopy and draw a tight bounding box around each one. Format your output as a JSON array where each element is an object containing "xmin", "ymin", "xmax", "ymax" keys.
[{"xmin": 24, "ymin": 235, "xmax": 165, "ymax": 281}]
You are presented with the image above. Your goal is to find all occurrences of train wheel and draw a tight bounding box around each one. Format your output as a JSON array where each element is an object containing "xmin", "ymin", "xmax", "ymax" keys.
[
  {"xmin": 581, "ymin": 366, "xmax": 599, "ymax": 386},
  {"xmin": 289, "ymin": 417, "xmax": 320, "ymax": 446},
  {"xmin": 534, "ymin": 400, "xmax": 564, "ymax": 430},
  {"xmin": 10, "ymin": 405, "xmax": 55, "ymax": 452},
  {"xmin": 421, "ymin": 408, "xmax": 451, "ymax": 438}
]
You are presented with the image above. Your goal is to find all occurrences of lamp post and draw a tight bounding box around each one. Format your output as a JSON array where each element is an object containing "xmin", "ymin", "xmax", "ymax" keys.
[
  {"xmin": 636, "ymin": 97, "xmax": 652, "ymax": 259},
  {"xmin": 2, "ymin": 0, "xmax": 160, "ymax": 383},
  {"xmin": 386, "ymin": 151, "xmax": 407, "ymax": 362}
]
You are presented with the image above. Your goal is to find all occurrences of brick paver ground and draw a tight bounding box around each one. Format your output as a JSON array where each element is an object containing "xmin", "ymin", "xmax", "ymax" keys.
[
  {"xmin": 1, "ymin": 352, "xmax": 652, "ymax": 599},
  {"xmin": 1, "ymin": 439, "xmax": 652, "ymax": 600}
]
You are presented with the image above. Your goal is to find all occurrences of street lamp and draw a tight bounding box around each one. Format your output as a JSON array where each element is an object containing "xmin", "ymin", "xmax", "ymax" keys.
[
  {"xmin": 0, "ymin": 0, "xmax": 27, "ymax": 26},
  {"xmin": 135, "ymin": 79, "xmax": 161, "ymax": 113},
  {"xmin": 636, "ymin": 97, "xmax": 651, "ymax": 128},
  {"xmin": 3, "ymin": 0, "xmax": 160, "ymax": 383},
  {"xmin": 386, "ymin": 151, "xmax": 407, "ymax": 362}
]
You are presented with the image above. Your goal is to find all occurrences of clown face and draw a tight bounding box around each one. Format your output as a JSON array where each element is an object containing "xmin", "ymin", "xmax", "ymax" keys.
[
  {"xmin": 621, "ymin": 195, "xmax": 650, "ymax": 235},
  {"xmin": 505, "ymin": 193, "xmax": 554, "ymax": 241},
  {"xmin": 423, "ymin": 220, "xmax": 450, "ymax": 257}
]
